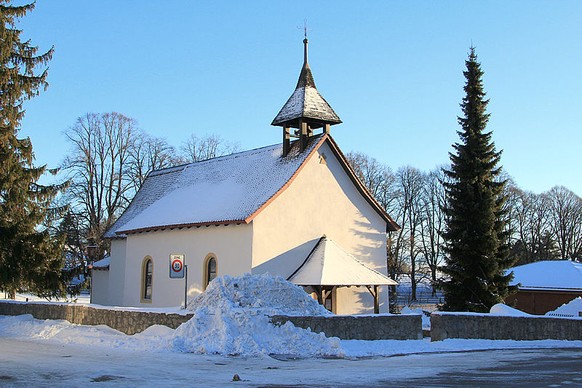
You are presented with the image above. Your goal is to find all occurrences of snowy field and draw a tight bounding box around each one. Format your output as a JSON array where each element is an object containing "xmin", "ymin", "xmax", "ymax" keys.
[
  {"xmin": 1, "ymin": 291, "xmax": 91, "ymax": 304},
  {"xmin": 2, "ymin": 274, "xmax": 582, "ymax": 386},
  {"xmin": 2, "ymin": 315, "xmax": 582, "ymax": 387}
]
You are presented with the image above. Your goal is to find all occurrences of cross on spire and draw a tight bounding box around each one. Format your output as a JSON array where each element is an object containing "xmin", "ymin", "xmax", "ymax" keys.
[{"xmin": 301, "ymin": 20, "xmax": 310, "ymax": 63}]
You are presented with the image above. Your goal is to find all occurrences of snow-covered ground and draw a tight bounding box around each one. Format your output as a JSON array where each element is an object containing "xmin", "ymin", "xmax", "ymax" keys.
[
  {"xmin": 2, "ymin": 314, "xmax": 581, "ymax": 358},
  {"xmin": 1, "ymin": 291, "xmax": 91, "ymax": 304},
  {"xmin": 2, "ymin": 315, "xmax": 582, "ymax": 387},
  {"xmin": 1, "ymin": 275, "xmax": 581, "ymax": 358},
  {"xmin": 1, "ymin": 274, "xmax": 582, "ymax": 385}
]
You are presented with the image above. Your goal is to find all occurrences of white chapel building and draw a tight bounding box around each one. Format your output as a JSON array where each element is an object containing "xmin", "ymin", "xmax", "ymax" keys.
[{"xmin": 91, "ymin": 38, "xmax": 399, "ymax": 314}]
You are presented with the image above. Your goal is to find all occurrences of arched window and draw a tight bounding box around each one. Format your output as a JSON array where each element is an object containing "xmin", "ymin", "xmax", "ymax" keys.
[
  {"xmin": 204, "ymin": 255, "xmax": 217, "ymax": 289},
  {"xmin": 141, "ymin": 256, "xmax": 153, "ymax": 302}
]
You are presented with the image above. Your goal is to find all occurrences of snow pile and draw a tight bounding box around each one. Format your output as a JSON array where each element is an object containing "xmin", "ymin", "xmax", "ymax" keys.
[
  {"xmin": 171, "ymin": 273, "xmax": 342, "ymax": 357},
  {"xmin": 400, "ymin": 306, "xmax": 431, "ymax": 329},
  {"xmin": 490, "ymin": 303, "xmax": 530, "ymax": 316},
  {"xmin": 546, "ymin": 297, "xmax": 582, "ymax": 318},
  {"xmin": 0, "ymin": 314, "xmax": 172, "ymax": 351}
]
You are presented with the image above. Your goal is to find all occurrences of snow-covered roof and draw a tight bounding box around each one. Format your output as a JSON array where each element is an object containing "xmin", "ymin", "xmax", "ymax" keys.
[
  {"xmin": 106, "ymin": 134, "xmax": 398, "ymax": 237},
  {"xmin": 509, "ymin": 260, "xmax": 582, "ymax": 291},
  {"xmin": 92, "ymin": 256, "xmax": 110, "ymax": 270},
  {"xmin": 272, "ymin": 39, "xmax": 341, "ymax": 128},
  {"xmin": 271, "ymin": 79, "xmax": 341, "ymax": 127},
  {"xmin": 106, "ymin": 136, "xmax": 323, "ymax": 237},
  {"xmin": 288, "ymin": 236, "xmax": 397, "ymax": 286}
]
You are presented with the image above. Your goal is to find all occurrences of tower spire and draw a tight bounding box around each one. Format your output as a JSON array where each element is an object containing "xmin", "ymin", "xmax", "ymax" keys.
[
  {"xmin": 272, "ymin": 37, "xmax": 341, "ymax": 156},
  {"xmin": 303, "ymin": 36, "xmax": 308, "ymax": 65}
]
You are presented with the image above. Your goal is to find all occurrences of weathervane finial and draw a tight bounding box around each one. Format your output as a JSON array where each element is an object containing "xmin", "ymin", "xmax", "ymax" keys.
[{"xmin": 303, "ymin": 20, "xmax": 309, "ymax": 64}]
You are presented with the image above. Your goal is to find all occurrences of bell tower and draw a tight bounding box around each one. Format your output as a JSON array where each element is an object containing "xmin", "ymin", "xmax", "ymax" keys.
[{"xmin": 271, "ymin": 37, "xmax": 342, "ymax": 156}]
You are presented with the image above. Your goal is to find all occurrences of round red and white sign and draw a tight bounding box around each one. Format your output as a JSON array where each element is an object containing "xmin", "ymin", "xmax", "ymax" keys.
[{"xmin": 171, "ymin": 259, "xmax": 183, "ymax": 273}]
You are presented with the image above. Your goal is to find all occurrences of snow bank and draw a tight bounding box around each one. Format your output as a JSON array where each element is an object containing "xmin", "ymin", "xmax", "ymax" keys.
[
  {"xmin": 2, "ymin": 313, "xmax": 582, "ymax": 360},
  {"xmin": 400, "ymin": 306, "xmax": 431, "ymax": 329},
  {"xmin": 172, "ymin": 273, "xmax": 342, "ymax": 357},
  {"xmin": 546, "ymin": 297, "xmax": 582, "ymax": 318},
  {"xmin": 490, "ymin": 303, "xmax": 530, "ymax": 316},
  {"xmin": 0, "ymin": 314, "xmax": 170, "ymax": 351}
]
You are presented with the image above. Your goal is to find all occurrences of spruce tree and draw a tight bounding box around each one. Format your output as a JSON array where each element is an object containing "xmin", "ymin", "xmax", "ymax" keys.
[
  {"xmin": 439, "ymin": 47, "xmax": 516, "ymax": 312},
  {"xmin": 0, "ymin": 1, "xmax": 66, "ymax": 298}
]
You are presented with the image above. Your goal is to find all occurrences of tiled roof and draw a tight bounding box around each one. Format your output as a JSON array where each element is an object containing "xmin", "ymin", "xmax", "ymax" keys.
[
  {"xmin": 105, "ymin": 134, "xmax": 398, "ymax": 238},
  {"xmin": 105, "ymin": 136, "xmax": 324, "ymax": 237},
  {"xmin": 288, "ymin": 236, "xmax": 397, "ymax": 286}
]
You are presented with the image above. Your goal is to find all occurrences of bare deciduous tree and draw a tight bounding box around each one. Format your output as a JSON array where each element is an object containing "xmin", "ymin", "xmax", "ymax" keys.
[
  {"xmin": 395, "ymin": 166, "xmax": 425, "ymax": 301},
  {"xmin": 419, "ymin": 167, "xmax": 446, "ymax": 293},
  {"xmin": 546, "ymin": 186, "xmax": 582, "ymax": 260},
  {"xmin": 508, "ymin": 187, "xmax": 558, "ymax": 264},
  {"xmin": 128, "ymin": 131, "xmax": 178, "ymax": 190},
  {"xmin": 346, "ymin": 151, "xmax": 397, "ymax": 211},
  {"xmin": 180, "ymin": 134, "xmax": 239, "ymax": 163},
  {"xmin": 62, "ymin": 112, "xmax": 137, "ymax": 260}
]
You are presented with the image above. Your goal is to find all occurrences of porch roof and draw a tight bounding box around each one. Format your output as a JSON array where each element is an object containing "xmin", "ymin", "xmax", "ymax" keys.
[{"xmin": 288, "ymin": 236, "xmax": 397, "ymax": 287}]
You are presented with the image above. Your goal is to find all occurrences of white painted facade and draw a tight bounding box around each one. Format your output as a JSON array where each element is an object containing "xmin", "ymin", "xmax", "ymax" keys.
[
  {"xmin": 92, "ymin": 138, "xmax": 395, "ymax": 313},
  {"xmin": 251, "ymin": 142, "xmax": 389, "ymax": 313},
  {"xmin": 95, "ymin": 224, "xmax": 251, "ymax": 308}
]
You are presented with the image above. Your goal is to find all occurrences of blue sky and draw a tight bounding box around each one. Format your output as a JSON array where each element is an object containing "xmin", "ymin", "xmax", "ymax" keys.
[{"xmin": 16, "ymin": 1, "xmax": 582, "ymax": 196}]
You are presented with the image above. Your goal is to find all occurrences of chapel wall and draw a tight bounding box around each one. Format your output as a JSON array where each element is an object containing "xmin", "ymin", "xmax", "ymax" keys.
[
  {"xmin": 101, "ymin": 238, "xmax": 127, "ymax": 306},
  {"xmin": 118, "ymin": 224, "xmax": 253, "ymax": 307},
  {"xmin": 251, "ymin": 142, "xmax": 389, "ymax": 314}
]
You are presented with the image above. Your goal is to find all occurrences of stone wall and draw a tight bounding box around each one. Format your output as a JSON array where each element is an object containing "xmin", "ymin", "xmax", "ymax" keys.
[
  {"xmin": 431, "ymin": 312, "xmax": 582, "ymax": 341},
  {"xmin": 271, "ymin": 314, "xmax": 423, "ymax": 340},
  {"xmin": 1, "ymin": 301, "xmax": 423, "ymax": 339},
  {"xmin": 0, "ymin": 301, "xmax": 193, "ymax": 335}
]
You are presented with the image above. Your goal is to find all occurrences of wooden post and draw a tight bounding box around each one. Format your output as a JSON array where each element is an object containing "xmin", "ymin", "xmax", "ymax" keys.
[
  {"xmin": 366, "ymin": 285, "xmax": 380, "ymax": 314},
  {"xmin": 373, "ymin": 285, "xmax": 379, "ymax": 314},
  {"xmin": 314, "ymin": 285, "xmax": 323, "ymax": 304},
  {"xmin": 300, "ymin": 120, "xmax": 308, "ymax": 151},
  {"xmin": 283, "ymin": 126, "xmax": 291, "ymax": 156},
  {"xmin": 324, "ymin": 123, "xmax": 330, "ymax": 134},
  {"xmin": 321, "ymin": 286, "xmax": 334, "ymax": 313}
]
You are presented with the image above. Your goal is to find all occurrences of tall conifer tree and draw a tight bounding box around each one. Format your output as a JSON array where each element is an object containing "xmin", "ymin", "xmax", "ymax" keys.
[
  {"xmin": 440, "ymin": 47, "xmax": 516, "ymax": 312},
  {"xmin": 0, "ymin": 1, "xmax": 66, "ymax": 298}
]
